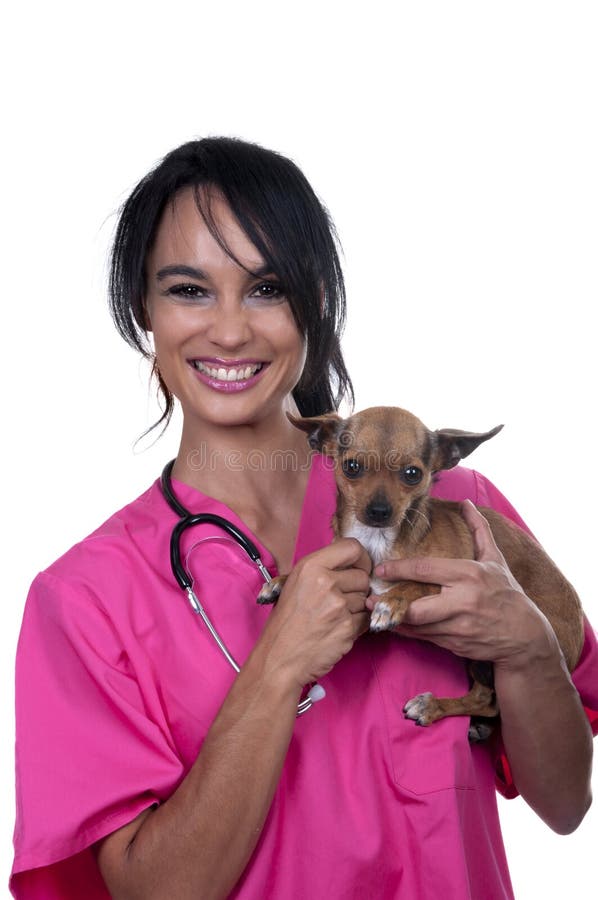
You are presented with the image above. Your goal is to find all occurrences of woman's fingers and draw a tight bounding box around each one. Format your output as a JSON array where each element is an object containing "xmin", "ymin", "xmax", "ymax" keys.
[
  {"xmin": 265, "ymin": 540, "xmax": 374, "ymax": 685},
  {"xmin": 333, "ymin": 567, "xmax": 372, "ymax": 599},
  {"xmin": 353, "ymin": 610, "xmax": 373, "ymax": 636},
  {"xmin": 364, "ymin": 503, "xmax": 548, "ymax": 664},
  {"xmin": 399, "ymin": 594, "xmax": 461, "ymax": 626},
  {"xmin": 374, "ymin": 555, "xmax": 474, "ymax": 585},
  {"xmin": 460, "ymin": 499, "xmax": 506, "ymax": 564},
  {"xmin": 373, "ymin": 503, "xmax": 506, "ymax": 585},
  {"xmin": 317, "ymin": 537, "xmax": 372, "ymax": 575}
]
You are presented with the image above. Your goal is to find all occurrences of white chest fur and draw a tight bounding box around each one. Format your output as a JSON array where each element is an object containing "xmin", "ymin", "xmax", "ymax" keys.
[{"xmin": 342, "ymin": 516, "xmax": 398, "ymax": 595}]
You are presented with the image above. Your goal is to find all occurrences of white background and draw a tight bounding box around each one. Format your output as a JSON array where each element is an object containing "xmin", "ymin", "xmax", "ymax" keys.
[{"xmin": 2, "ymin": 1, "xmax": 596, "ymax": 896}]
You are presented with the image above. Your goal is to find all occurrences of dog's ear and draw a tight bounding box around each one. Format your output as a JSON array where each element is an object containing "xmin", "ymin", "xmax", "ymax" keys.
[
  {"xmin": 287, "ymin": 412, "xmax": 343, "ymax": 456},
  {"xmin": 432, "ymin": 424, "xmax": 504, "ymax": 471}
]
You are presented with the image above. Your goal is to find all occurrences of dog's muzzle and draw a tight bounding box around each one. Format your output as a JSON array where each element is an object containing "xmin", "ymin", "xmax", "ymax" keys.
[{"xmin": 365, "ymin": 500, "xmax": 393, "ymax": 526}]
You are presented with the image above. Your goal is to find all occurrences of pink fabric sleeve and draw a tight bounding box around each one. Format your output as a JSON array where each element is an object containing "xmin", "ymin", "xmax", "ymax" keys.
[
  {"xmin": 464, "ymin": 469, "xmax": 598, "ymax": 797},
  {"xmin": 11, "ymin": 572, "xmax": 185, "ymax": 899}
]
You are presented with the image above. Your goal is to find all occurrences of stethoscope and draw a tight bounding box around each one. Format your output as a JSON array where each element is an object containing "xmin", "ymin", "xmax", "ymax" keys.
[{"xmin": 160, "ymin": 460, "xmax": 325, "ymax": 716}]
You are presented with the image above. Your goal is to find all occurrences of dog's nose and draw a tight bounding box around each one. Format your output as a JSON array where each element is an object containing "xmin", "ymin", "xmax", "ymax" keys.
[{"xmin": 365, "ymin": 500, "xmax": 393, "ymax": 526}]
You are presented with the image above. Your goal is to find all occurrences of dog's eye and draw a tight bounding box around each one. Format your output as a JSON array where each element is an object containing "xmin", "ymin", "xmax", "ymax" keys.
[
  {"xmin": 400, "ymin": 466, "xmax": 423, "ymax": 485},
  {"xmin": 342, "ymin": 458, "xmax": 363, "ymax": 478}
]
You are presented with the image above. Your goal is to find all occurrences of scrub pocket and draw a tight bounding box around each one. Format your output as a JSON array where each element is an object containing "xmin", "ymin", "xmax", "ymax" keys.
[{"xmin": 370, "ymin": 633, "xmax": 477, "ymax": 795}]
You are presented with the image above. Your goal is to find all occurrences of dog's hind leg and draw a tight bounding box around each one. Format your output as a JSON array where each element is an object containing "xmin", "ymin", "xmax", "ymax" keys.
[{"xmin": 403, "ymin": 677, "xmax": 498, "ymax": 728}]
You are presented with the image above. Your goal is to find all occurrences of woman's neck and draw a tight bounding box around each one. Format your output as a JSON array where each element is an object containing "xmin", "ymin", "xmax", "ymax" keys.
[{"xmin": 171, "ymin": 414, "xmax": 312, "ymax": 512}]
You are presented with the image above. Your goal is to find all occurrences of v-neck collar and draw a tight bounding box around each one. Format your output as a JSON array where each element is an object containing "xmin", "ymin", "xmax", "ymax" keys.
[{"xmin": 158, "ymin": 453, "xmax": 334, "ymax": 576}]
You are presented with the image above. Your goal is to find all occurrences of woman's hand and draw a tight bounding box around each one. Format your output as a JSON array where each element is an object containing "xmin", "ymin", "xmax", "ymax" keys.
[
  {"xmin": 367, "ymin": 499, "xmax": 555, "ymax": 668},
  {"xmin": 367, "ymin": 499, "xmax": 592, "ymax": 833},
  {"xmin": 261, "ymin": 538, "xmax": 372, "ymax": 687}
]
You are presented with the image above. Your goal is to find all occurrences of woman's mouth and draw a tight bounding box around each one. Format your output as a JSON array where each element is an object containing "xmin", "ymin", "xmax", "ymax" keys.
[{"xmin": 188, "ymin": 358, "xmax": 268, "ymax": 392}]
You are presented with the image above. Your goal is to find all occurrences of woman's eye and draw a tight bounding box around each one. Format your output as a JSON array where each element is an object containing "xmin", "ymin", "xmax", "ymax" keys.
[
  {"xmin": 251, "ymin": 282, "xmax": 283, "ymax": 300},
  {"xmin": 400, "ymin": 466, "xmax": 423, "ymax": 486},
  {"xmin": 168, "ymin": 283, "xmax": 207, "ymax": 301},
  {"xmin": 342, "ymin": 458, "xmax": 363, "ymax": 479}
]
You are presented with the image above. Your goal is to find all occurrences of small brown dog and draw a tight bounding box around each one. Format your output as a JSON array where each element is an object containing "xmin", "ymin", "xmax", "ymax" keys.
[{"xmin": 258, "ymin": 406, "xmax": 584, "ymax": 735}]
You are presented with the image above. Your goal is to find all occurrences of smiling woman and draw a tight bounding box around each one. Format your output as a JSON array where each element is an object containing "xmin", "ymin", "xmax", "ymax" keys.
[
  {"xmin": 108, "ymin": 138, "xmax": 352, "ymax": 431},
  {"xmin": 143, "ymin": 187, "xmax": 307, "ymax": 441},
  {"xmin": 10, "ymin": 137, "xmax": 598, "ymax": 900}
]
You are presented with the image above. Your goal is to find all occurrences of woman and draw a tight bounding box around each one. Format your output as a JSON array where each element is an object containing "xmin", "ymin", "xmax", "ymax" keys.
[{"xmin": 11, "ymin": 138, "xmax": 597, "ymax": 899}]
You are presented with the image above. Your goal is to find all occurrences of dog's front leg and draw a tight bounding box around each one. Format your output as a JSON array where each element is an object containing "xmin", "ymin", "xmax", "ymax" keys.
[
  {"xmin": 257, "ymin": 575, "xmax": 288, "ymax": 604},
  {"xmin": 369, "ymin": 581, "xmax": 439, "ymax": 631}
]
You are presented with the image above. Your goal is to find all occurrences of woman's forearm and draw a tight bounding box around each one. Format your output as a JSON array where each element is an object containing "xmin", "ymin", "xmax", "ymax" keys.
[
  {"xmin": 97, "ymin": 540, "xmax": 371, "ymax": 900},
  {"xmin": 99, "ymin": 646, "xmax": 301, "ymax": 900},
  {"xmin": 378, "ymin": 502, "xmax": 594, "ymax": 834},
  {"xmin": 494, "ymin": 632, "xmax": 593, "ymax": 834}
]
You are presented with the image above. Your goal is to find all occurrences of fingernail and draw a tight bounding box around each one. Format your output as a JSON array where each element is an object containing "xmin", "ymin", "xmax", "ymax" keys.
[{"xmin": 374, "ymin": 564, "xmax": 386, "ymax": 577}]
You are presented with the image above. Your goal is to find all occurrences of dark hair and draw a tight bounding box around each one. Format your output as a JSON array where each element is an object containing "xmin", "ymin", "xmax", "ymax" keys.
[{"xmin": 109, "ymin": 136, "xmax": 354, "ymax": 435}]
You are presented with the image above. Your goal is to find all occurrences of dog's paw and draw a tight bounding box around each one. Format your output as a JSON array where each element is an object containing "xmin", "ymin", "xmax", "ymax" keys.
[
  {"xmin": 369, "ymin": 599, "xmax": 393, "ymax": 631},
  {"xmin": 369, "ymin": 598, "xmax": 406, "ymax": 631},
  {"xmin": 467, "ymin": 720, "xmax": 494, "ymax": 743},
  {"xmin": 403, "ymin": 692, "xmax": 437, "ymax": 727},
  {"xmin": 257, "ymin": 575, "xmax": 287, "ymax": 605}
]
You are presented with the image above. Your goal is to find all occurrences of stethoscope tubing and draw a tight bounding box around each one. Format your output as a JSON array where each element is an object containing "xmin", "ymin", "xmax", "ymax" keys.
[
  {"xmin": 170, "ymin": 513, "xmax": 267, "ymax": 591},
  {"xmin": 160, "ymin": 460, "xmax": 324, "ymax": 715}
]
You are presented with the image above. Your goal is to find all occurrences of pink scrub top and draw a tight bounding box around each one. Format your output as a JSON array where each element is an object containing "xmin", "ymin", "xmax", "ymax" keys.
[{"xmin": 11, "ymin": 458, "xmax": 598, "ymax": 899}]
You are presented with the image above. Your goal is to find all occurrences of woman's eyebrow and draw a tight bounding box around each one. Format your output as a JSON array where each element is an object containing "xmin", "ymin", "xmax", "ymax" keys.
[
  {"xmin": 250, "ymin": 264, "xmax": 276, "ymax": 278},
  {"xmin": 156, "ymin": 263, "xmax": 276, "ymax": 281},
  {"xmin": 156, "ymin": 264, "xmax": 208, "ymax": 281}
]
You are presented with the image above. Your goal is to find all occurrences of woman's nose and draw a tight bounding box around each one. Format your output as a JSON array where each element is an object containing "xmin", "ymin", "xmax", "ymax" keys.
[{"xmin": 206, "ymin": 298, "xmax": 251, "ymax": 349}]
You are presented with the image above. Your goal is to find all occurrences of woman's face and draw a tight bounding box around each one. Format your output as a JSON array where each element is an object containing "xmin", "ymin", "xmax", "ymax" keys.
[{"xmin": 144, "ymin": 187, "xmax": 307, "ymax": 432}]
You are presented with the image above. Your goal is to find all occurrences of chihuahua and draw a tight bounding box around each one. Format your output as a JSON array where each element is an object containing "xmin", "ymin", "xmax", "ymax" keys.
[{"xmin": 258, "ymin": 406, "xmax": 584, "ymax": 735}]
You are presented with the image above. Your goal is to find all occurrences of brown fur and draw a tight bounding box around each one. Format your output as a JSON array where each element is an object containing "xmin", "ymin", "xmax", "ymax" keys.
[{"xmin": 258, "ymin": 406, "xmax": 584, "ymax": 731}]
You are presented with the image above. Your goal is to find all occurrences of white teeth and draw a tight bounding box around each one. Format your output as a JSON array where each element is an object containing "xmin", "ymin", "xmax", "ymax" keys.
[{"xmin": 193, "ymin": 361, "xmax": 262, "ymax": 382}]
